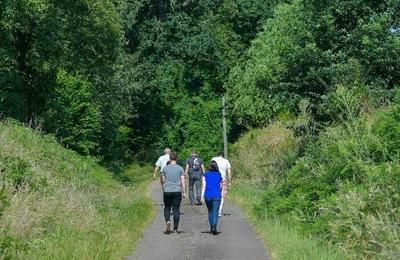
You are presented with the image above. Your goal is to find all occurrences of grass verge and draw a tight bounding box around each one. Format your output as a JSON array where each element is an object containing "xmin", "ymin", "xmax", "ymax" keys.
[
  {"xmin": 229, "ymin": 182, "xmax": 346, "ymax": 260},
  {"xmin": 0, "ymin": 120, "xmax": 155, "ymax": 259}
]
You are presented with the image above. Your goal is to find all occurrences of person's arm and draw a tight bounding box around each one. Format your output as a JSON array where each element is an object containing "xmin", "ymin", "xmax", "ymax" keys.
[
  {"xmin": 201, "ymin": 164, "xmax": 206, "ymax": 174},
  {"xmin": 227, "ymin": 167, "xmax": 232, "ymax": 188},
  {"xmin": 153, "ymin": 165, "xmax": 160, "ymax": 180},
  {"xmin": 181, "ymin": 175, "xmax": 186, "ymax": 198},
  {"xmin": 201, "ymin": 175, "xmax": 206, "ymax": 204},
  {"xmin": 160, "ymin": 174, "xmax": 165, "ymax": 186},
  {"xmin": 184, "ymin": 164, "xmax": 189, "ymax": 178}
]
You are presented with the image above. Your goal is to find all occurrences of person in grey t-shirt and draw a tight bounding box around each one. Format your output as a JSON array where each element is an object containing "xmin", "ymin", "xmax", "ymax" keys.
[{"xmin": 160, "ymin": 152, "xmax": 186, "ymax": 233}]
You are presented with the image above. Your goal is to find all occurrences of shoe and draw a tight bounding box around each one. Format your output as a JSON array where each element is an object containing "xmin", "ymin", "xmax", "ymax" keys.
[
  {"xmin": 218, "ymin": 212, "xmax": 222, "ymax": 217},
  {"xmin": 166, "ymin": 221, "xmax": 171, "ymax": 234},
  {"xmin": 212, "ymin": 228, "xmax": 218, "ymax": 235}
]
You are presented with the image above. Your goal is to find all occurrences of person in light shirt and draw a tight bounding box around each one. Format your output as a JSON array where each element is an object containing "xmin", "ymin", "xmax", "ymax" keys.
[
  {"xmin": 153, "ymin": 148, "xmax": 171, "ymax": 180},
  {"xmin": 211, "ymin": 152, "xmax": 232, "ymax": 216}
]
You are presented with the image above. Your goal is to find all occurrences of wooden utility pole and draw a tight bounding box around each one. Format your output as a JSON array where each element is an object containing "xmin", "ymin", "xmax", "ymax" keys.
[{"xmin": 222, "ymin": 96, "xmax": 228, "ymax": 159}]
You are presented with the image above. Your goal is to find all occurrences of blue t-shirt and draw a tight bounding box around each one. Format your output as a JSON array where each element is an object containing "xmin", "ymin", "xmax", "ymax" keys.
[{"xmin": 204, "ymin": 170, "xmax": 222, "ymax": 199}]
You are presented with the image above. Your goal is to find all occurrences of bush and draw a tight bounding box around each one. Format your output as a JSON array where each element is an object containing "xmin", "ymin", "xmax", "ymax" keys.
[
  {"xmin": 46, "ymin": 70, "xmax": 101, "ymax": 155},
  {"xmin": 232, "ymin": 122, "xmax": 299, "ymax": 185}
]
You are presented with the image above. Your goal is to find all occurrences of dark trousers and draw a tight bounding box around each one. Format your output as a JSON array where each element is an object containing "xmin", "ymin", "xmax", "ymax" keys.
[
  {"xmin": 163, "ymin": 192, "xmax": 182, "ymax": 230},
  {"xmin": 205, "ymin": 198, "xmax": 221, "ymax": 229},
  {"xmin": 188, "ymin": 173, "xmax": 202, "ymax": 204}
]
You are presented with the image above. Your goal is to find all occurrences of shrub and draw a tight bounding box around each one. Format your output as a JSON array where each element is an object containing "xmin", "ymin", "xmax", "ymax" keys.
[
  {"xmin": 46, "ymin": 70, "xmax": 101, "ymax": 155},
  {"xmin": 232, "ymin": 122, "xmax": 299, "ymax": 186}
]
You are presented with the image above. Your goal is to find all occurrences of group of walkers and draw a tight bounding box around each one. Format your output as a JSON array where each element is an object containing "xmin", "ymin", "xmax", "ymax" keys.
[{"xmin": 153, "ymin": 148, "xmax": 232, "ymax": 235}]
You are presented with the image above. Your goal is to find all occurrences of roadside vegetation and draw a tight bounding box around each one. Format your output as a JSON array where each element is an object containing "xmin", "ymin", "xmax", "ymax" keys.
[
  {"xmin": 0, "ymin": 120, "xmax": 154, "ymax": 259},
  {"xmin": 230, "ymin": 89, "xmax": 400, "ymax": 259},
  {"xmin": 1, "ymin": 1, "xmax": 399, "ymax": 259}
]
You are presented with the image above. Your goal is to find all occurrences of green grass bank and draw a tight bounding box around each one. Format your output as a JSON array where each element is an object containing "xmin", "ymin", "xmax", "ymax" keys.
[
  {"xmin": 229, "ymin": 95, "xmax": 400, "ymax": 259},
  {"xmin": 230, "ymin": 183, "xmax": 345, "ymax": 260},
  {"xmin": 0, "ymin": 120, "xmax": 154, "ymax": 259}
]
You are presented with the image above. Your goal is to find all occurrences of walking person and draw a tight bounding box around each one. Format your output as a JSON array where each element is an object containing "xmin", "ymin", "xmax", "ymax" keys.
[
  {"xmin": 153, "ymin": 148, "xmax": 171, "ymax": 180},
  {"xmin": 211, "ymin": 152, "xmax": 232, "ymax": 216},
  {"xmin": 160, "ymin": 152, "xmax": 186, "ymax": 234},
  {"xmin": 201, "ymin": 160, "xmax": 223, "ymax": 235},
  {"xmin": 185, "ymin": 150, "xmax": 205, "ymax": 205}
]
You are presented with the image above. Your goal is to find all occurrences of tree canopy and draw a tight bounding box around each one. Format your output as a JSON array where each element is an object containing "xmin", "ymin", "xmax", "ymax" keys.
[{"xmin": 1, "ymin": 0, "xmax": 399, "ymax": 161}]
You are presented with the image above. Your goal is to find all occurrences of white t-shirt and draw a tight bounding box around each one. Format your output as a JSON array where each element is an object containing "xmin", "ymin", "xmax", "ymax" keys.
[
  {"xmin": 156, "ymin": 154, "xmax": 170, "ymax": 173},
  {"xmin": 211, "ymin": 156, "xmax": 231, "ymax": 181}
]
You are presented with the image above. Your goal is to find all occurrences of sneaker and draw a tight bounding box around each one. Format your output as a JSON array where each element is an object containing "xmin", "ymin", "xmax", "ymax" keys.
[
  {"xmin": 218, "ymin": 212, "xmax": 222, "ymax": 217},
  {"xmin": 166, "ymin": 221, "xmax": 171, "ymax": 234},
  {"xmin": 212, "ymin": 228, "xmax": 218, "ymax": 235}
]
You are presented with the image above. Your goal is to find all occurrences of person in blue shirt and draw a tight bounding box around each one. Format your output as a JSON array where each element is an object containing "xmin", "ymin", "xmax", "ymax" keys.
[{"xmin": 201, "ymin": 160, "xmax": 223, "ymax": 235}]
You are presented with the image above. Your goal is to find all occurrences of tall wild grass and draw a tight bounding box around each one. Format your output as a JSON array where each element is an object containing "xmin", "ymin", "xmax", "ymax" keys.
[{"xmin": 230, "ymin": 88, "xmax": 400, "ymax": 259}]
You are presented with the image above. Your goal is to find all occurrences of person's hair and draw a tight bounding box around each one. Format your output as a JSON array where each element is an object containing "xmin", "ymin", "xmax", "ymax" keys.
[
  {"xmin": 218, "ymin": 151, "xmax": 224, "ymax": 157},
  {"xmin": 208, "ymin": 160, "xmax": 219, "ymax": 172},
  {"xmin": 164, "ymin": 148, "xmax": 171, "ymax": 154},
  {"xmin": 169, "ymin": 152, "xmax": 177, "ymax": 161}
]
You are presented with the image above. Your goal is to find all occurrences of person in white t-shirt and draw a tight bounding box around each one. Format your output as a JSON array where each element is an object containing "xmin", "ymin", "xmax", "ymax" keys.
[
  {"xmin": 211, "ymin": 152, "xmax": 232, "ymax": 216},
  {"xmin": 153, "ymin": 148, "xmax": 171, "ymax": 180}
]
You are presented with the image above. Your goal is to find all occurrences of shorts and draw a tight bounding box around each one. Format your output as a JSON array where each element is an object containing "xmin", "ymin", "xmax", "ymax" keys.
[{"xmin": 221, "ymin": 180, "xmax": 228, "ymax": 197}]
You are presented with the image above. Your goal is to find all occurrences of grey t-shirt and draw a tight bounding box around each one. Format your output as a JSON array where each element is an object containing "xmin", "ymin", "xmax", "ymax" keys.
[{"xmin": 162, "ymin": 164, "xmax": 184, "ymax": 192}]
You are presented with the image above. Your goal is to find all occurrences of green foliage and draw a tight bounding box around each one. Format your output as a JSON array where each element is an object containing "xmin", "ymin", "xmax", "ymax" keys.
[
  {"xmin": 0, "ymin": 0, "xmax": 133, "ymax": 159},
  {"xmin": 0, "ymin": 0, "xmax": 292, "ymax": 160},
  {"xmin": 0, "ymin": 154, "xmax": 32, "ymax": 188},
  {"xmin": 228, "ymin": 0, "xmax": 400, "ymax": 127},
  {"xmin": 374, "ymin": 92, "xmax": 400, "ymax": 156},
  {"xmin": 232, "ymin": 123, "xmax": 298, "ymax": 185},
  {"xmin": 228, "ymin": 0, "xmax": 319, "ymax": 126},
  {"xmin": 233, "ymin": 97, "xmax": 400, "ymax": 258},
  {"xmin": 46, "ymin": 70, "xmax": 101, "ymax": 155}
]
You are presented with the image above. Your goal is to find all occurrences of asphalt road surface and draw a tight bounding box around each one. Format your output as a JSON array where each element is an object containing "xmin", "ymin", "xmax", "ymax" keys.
[{"xmin": 128, "ymin": 181, "xmax": 269, "ymax": 260}]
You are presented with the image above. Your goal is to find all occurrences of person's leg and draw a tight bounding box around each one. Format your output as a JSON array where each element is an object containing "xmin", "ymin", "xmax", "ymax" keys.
[
  {"xmin": 219, "ymin": 197, "xmax": 224, "ymax": 216},
  {"xmin": 163, "ymin": 192, "xmax": 173, "ymax": 233},
  {"xmin": 195, "ymin": 174, "xmax": 202, "ymax": 203},
  {"xmin": 212, "ymin": 199, "xmax": 222, "ymax": 230},
  {"xmin": 171, "ymin": 192, "xmax": 182, "ymax": 231},
  {"xmin": 219, "ymin": 181, "xmax": 227, "ymax": 215},
  {"xmin": 163, "ymin": 192, "xmax": 172, "ymax": 221},
  {"xmin": 188, "ymin": 176, "xmax": 195, "ymax": 205},
  {"xmin": 205, "ymin": 199, "xmax": 213, "ymax": 230}
]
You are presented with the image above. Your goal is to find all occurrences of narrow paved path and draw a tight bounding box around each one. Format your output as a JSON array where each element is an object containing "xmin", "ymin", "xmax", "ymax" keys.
[{"xmin": 128, "ymin": 181, "xmax": 269, "ymax": 260}]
